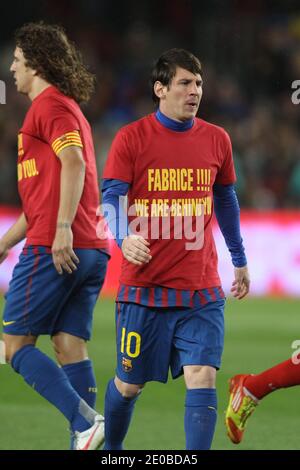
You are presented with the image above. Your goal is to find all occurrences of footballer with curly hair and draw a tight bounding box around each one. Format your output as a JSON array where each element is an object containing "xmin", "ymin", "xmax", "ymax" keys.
[{"xmin": 0, "ymin": 22, "xmax": 109, "ymax": 450}]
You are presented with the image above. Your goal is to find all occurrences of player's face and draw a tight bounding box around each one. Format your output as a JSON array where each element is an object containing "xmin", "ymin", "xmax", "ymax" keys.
[
  {"xmin": 157, "ymin": 67, "xmax": 202, "ymax": 122},
  {"xmin": 10, "ymin": 47, "xmax": 35, "ymax": 95}
]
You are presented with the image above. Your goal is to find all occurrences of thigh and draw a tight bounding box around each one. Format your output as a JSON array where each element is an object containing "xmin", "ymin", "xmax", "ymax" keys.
[
  {"xmin": 115, "ymin": 302, "xmax": 174, "ymax": 384},
  {"xmin": 52, "ymin": 249, "xmax": 109, "ymax": 340},
  {"xmin": 2, "ymin": 246, "xmax": 70, "ymax": 336},
  {"xmin": 2, "ymin": 247, "xmax": 108, "ymax": 338},
  {"xmin": 170, "ymin": 299, "xmax": 225, "ymax": 379}
]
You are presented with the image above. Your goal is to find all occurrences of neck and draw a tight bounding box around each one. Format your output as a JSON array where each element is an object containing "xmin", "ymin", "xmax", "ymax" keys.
[
  {"xmin": 28, "ymin": 78, "xmax": 52, "ymax": 101},
  {"xmin": 155, "ymin": 109, "xmax": 194, "ymax": 132}
]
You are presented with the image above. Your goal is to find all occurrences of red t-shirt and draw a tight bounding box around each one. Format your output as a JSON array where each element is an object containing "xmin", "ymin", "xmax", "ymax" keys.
[
  {"xmin": 103, "ymin": 113, "xmax": 236, "ymax": 290},
  {"xmin": 18, "ymin": 86, "xmax": 108, "ymax": 250}
]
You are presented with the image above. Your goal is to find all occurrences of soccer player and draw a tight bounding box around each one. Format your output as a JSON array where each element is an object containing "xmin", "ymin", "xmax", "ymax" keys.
[
  {"xmin": 225, "ymin": 358, "xmax": 300, "ymax": 444},
  {"xmin": 101, "ymin": 48, "xmax": 250, "ymax": 450},
  {"xmin": 0, "ymin": 22, "xmax": 109, "ymax": 450}
]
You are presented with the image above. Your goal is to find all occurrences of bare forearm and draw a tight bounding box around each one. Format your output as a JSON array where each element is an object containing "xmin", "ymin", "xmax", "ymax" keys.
[
  {"xmin": 57, "ymin": 159, "xmax": 86, "ymax": 226},
  {"xmin": 1, "ymin": 212, "xmax": 27, "ymax": 248},
  {"xmin": 52, "ymin": 146, "xmax": 86, "ymax": 275}
]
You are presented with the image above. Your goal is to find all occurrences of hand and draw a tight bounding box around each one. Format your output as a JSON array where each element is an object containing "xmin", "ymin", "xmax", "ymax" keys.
[
  {"xmin": 51, "ymin": 225, "xmax": 79, "ymax": 275},
  {"xmin": 122, "ymin": 235, "xmax": 152, "ymax": 266},
  {"xmin": 231, "ymin": 265, "xmax": 250, "ymax": 300},
  {"xmin": 0, "ymin": 240, "xmax": 9, "ymax": 264}
]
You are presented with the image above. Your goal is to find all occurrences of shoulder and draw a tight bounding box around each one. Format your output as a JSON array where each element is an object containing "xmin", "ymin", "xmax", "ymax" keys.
[
  {"xmin": 31, "ymin": 90, "xmax": 83, "ymax": 135},
  {"xmin": 118, "ymin": 114, "xmax": 153, "ymax": 135},
  {"xmin": 196, "ymin": 117, "xmax": 231, "ymax": 143},
  {"xmin": 115, "ymin": 115, "xmax": 154, "ymax": 150},
  {"xmin": 35, "ymin": 94, "xmax": 77, "ymax": 116}
]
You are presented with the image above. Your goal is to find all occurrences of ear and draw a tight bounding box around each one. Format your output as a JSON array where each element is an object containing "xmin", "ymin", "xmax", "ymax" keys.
[
  {"xmin": 25, "ymin": 65, "xmax": 37, "ymax": 76},
  {"xmin": 154, "ymin": 81, "xmax": 166, "ymax": 100}
]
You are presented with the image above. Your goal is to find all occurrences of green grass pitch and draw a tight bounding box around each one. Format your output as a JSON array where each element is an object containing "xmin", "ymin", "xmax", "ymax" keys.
[{"xmin": 0, "ymin": 296, "xmax": 299, "ymax": 450}]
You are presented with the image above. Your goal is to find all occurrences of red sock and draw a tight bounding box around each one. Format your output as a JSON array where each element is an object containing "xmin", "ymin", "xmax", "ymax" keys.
[{"xmin": 244, "ymin": 359, "xmax": 300, "ymax": 399}]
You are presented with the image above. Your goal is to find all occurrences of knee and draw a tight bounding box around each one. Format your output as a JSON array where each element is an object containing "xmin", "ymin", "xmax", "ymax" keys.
[
  {"xmin": 4, "ymin": 343, "xmax": 15, "ymax": 364},
  {"xmin": 3, "ymin": 337, "xmax": 13, "ymax": 364},
  {"xmin": 52, "ymin": 332, "xmax": 88, "ymax": 365},
  {"xmin": 2, "ymin": 335, "xmax": 36, "ymax": 364},
  {"xmin": 114, "ymin": 376, "xmax": 145, "ymax": 398},
  {"xmin": 184, "ymin": 365, "xmax": 216, "ymax": 389}
]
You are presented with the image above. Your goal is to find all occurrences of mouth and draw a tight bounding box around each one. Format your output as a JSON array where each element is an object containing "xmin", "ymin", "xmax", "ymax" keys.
[{"xmin": 185, "ymin": 102, "xmax": 198, "ymax": 110}]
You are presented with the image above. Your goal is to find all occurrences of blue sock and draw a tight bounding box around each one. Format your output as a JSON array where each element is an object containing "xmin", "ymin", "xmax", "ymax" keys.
[
  {"xmin": 11, "ymin": 345, "xmax": 96, "ymax": 432},
  {"xmin": 62, "ymin": 360, "xmax": 97, "ymax": 408},
  {"xmin": 184, "ymin": 388, "xmax": 217, "ymax": 450},
  {"xmin": 62, "ymin": 360, "xmax": 97, "ymax": 448},
  {"xmin": 104, "ymin": 379, "xmax": 138, "ymax": 450}
]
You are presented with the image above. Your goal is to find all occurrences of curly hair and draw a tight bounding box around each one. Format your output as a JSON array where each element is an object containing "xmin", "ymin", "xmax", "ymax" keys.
[
  {"xmin": 151, "ymin": 48, "xmax": 202, "ymax": 105},
  {"xmin": 15, "ymin": 22, "xmax": 95, "ymax": 103}
]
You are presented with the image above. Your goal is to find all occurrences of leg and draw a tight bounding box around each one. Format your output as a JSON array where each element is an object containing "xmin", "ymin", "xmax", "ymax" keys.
[
  {"xmin": 2, "ymin": 247, "xmax": 104, "ymax": 448},
  {"xmin": 52, "ymin": 332, "xmax": 98, "ymax": 449},
  {"xmin": 52, "ymin": 332, "xmax": 88, "ymax": 365},
  {"xmin": 171, "ymin": 299, "xmax": 225, "ymax": 450},
  {"xmin": 49, "ymin": 249, "xmax": 108, "ymax": 448},
  {"xmin": 4, "ymin": 332, "xmax": 97, "ymax": 433},
  {"xmin": 104, "ymin": 376, "xmax": 144, "ymax": 450},
  {"xmin": 244, "ymin": 358, "xmax": 300, "ymax": 399},
  {"xmin": 52, "ymin": 332, "xmax": 97, "ymax": 408},
  {"xmin": 225, "ymin": 358, "xmax": 300, "ymax": 444},
  {"xmin": 104, "ymin": 302, "xmax": 172, "ymax": 450},
  {"xmin": 183, "ymin": 365, "xmax": 218, "ymax": 450},
  {"xmin": 3, "ymin": 333, "xmax": 37, "ymax": 363},
  {"xmin": 51, "ymin": 249, "xmax": 108, "ymax": 409}
]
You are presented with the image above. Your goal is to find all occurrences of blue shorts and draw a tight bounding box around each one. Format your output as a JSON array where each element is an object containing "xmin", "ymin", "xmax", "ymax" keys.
[
  {"xmin": 2, "ymin": 246, "xmax": 109, "ymax": 340},
  {"xmin": 115, "ymin": 299, "xmax": 225, "ymax": 384}
]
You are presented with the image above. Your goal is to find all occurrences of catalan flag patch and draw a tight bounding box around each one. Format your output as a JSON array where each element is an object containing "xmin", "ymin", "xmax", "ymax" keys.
[
  {"xmin": 18, "ymin": 133, "xmax": 24, "ymax": 156},
  {"xmin": 51, "ymin": 130, "xmax": 83, "ymax": 155}
]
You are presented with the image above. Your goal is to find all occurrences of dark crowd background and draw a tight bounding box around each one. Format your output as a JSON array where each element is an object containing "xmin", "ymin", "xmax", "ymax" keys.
[{"xmin": 0, "ymin": 0, "xmax": 300, "ymax": 209}]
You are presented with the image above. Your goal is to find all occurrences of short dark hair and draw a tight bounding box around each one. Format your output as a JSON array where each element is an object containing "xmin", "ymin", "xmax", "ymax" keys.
[
  {"xmin": 15, "ymin": 22, "xmax": 95, "ymax": 103},
  {"xmin": 151, "ymin": 48, "xmax": 202, "ymax": 104}
]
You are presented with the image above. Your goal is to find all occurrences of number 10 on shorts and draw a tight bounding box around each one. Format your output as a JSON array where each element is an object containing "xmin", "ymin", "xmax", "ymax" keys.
[{"xmin": 120, "ymin": 327, "xmax": 141, "ymax": 358}]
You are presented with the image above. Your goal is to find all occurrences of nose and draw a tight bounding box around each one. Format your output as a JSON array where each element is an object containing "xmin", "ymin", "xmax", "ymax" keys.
[
  {"xmin": 189, "ymin": 82, "xmax": 200, "ymax": 96},
  {"xmin": 10, "ymin": 63, "xmax": 15, "ymax": 73}
]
